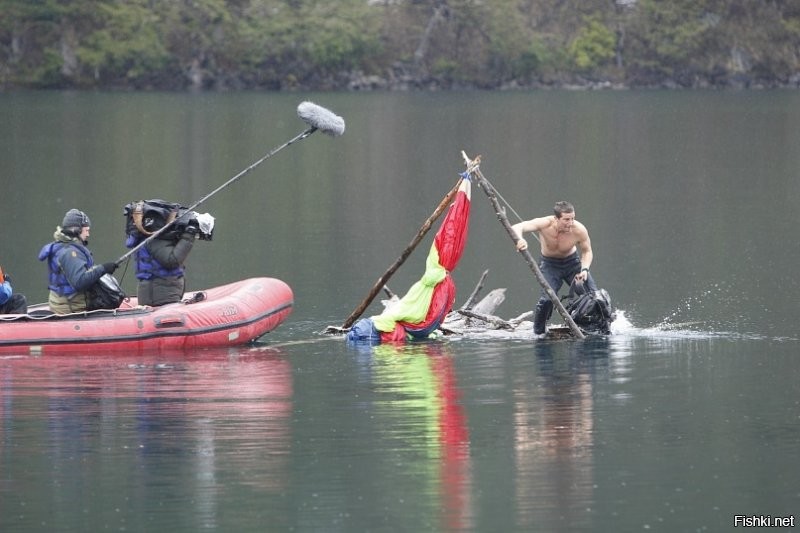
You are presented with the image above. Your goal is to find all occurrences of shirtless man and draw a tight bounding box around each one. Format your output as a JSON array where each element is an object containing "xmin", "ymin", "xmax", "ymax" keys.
[{"xmin": 511, "ymin": 201, "xmax": 598, "ymax": 335}]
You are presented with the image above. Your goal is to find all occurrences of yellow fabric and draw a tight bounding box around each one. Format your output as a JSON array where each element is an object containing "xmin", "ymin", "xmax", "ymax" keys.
[{"xmin": 372, "ymin": 244, "xmax": 446, "ymax": 332}]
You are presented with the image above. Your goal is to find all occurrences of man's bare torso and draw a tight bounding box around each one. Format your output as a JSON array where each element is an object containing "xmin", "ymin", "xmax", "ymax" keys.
[
  {"xmin": 538, "ymin": 216, "xmax": 586, "ymax": 258},
  {"xmin": 512, "ymin": 210, "xmax": 593, "ymax": 269}
]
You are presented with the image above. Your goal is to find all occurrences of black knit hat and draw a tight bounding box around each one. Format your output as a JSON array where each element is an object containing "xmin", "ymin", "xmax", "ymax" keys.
[{"xmin": 62, "ymin": 209, "xmax": 91, "ymax": 230}]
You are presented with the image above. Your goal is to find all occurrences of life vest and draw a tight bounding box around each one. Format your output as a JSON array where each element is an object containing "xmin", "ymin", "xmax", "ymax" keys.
[
  {"xmin": 127, "ymin": 236, "xmax": 185, "ymax": 281},
  {"xmin": 38, "ymin": 241, "xmax": 94, "ymax": 297}
]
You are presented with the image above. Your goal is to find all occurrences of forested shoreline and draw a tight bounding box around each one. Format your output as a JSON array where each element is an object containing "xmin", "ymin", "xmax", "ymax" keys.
[{"xmin": 2, "ymin": 0, "xmax": 799, "ymax": 92}]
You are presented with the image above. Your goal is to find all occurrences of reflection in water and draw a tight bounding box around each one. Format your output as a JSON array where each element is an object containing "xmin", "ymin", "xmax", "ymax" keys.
[
  {"xmin": 370, "ymin": 342, "xmax": 473, "ymax": 532},
  {"xmin": 513, "ymin": 339, "xmax": 609, "ymax": 531},
  {"xmin": 0, "ymin": 349, "xmax": 292, "ymax": 532}
]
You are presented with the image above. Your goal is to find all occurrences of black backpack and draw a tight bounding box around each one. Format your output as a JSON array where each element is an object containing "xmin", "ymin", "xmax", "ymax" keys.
[
  {"xmin": 564, "ymin": 280, "xmax": 615, "ymax": 334},
  {"xmin": 86, "ymin": 273, "xmax": 126, "ymax": 311}
]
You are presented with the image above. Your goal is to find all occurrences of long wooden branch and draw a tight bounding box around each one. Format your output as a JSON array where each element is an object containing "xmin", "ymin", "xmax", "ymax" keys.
[{"xmin": 461, "ymin": 151, "xmax": 585, "ymax": 339}]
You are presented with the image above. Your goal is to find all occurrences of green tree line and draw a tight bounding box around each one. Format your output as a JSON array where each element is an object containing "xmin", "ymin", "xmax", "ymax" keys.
[{"xmin": 2, "ymin": 0, "xmax": 799, "ymax": 91}]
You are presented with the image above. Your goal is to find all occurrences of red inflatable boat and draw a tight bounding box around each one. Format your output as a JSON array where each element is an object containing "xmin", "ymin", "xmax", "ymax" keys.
[{"xmin": 0, "ymin": 277, "xmax": 293, "ymax": 354}]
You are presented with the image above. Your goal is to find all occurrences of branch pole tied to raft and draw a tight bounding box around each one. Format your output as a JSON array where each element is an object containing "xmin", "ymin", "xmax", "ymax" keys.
[{"xmin": 460, "ymin": 151, "xmax": 585, "ymax": 339}]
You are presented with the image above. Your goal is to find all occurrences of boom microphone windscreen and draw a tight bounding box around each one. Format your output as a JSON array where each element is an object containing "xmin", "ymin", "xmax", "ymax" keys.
[{"xmin": 297, "ymin": 101, "xmax": 346, "ymax": 136}]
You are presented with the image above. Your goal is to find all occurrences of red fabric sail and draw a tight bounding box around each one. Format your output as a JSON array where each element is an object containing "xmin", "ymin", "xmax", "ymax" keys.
[
  {"xmin": 382, "ymin": 187, "xmax": 470, "ymax": 342},
  {"xmin": 433, "ymin": 189, "xmax": 471, "ymax": 271}
]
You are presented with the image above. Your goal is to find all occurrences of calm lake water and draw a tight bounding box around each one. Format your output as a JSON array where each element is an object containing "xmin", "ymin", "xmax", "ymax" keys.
[{"xmin": 1, "ymin": 90, "xmax": 799, "ymax": 532}]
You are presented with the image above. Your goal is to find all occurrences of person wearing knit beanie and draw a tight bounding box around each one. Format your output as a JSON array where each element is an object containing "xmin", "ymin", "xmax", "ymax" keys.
[
  {"xmin": 61, "ymin": 209, "xmax": 91, "ymax": 233},
  {"xmin": 37, "ymin": 209, "xmax": 118, "ymax": 314}
]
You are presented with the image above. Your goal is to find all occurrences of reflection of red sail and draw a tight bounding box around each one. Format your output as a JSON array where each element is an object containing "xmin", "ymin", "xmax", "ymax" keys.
[
  {"xmin": 373, "ymin": 343, "xmax": 473, "ymax": 530},
  {"xmin": 375, "ymin": 179, "xmax": 471, "ymax": 343},
  {"xmin": 431, "ymin": 353, "xmax": 472, "ymax": 532}
]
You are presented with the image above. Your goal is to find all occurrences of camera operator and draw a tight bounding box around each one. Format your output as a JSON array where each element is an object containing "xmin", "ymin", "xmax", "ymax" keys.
[{"xmin": 127, "ymin": 211, "xmax": 201, "ymax": 307}]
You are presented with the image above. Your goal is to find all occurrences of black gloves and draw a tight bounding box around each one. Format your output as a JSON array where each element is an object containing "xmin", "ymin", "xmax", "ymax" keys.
[
  {"xmin": 183, "ymin": 224, "xmax": 199, "ymax": 238},
  {"xmin": 102, "ymin": 262, "xmax": 118, "ymax": 274},
  {"xmin": 3, "ymin": 273, "xmax": 10, "ymax": 283}
]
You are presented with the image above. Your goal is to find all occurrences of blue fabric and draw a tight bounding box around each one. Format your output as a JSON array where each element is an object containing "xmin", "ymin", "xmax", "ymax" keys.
[
  {"xmin": 0, "ymin": 281, "xmax": 12, "ymax": 305},
  {"xmin": 403, "ymin": 303, "xmax": 449, "ymax": 339},
  {"xmin": 346, "ymin": 318, "xmax": 381, "ymax": 345}
]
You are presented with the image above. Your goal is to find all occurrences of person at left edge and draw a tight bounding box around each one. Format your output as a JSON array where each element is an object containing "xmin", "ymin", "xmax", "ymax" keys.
[
  {"xmin": 38, "ymin": 208, "xmax": 118, "ymax": 314},
  {"xmin": 0, "ymin": 265, "xmax": 28, "ymax": 314}
]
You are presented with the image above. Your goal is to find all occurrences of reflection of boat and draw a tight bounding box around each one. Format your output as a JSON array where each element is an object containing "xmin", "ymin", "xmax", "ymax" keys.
[
  {"xmin": 1, "ymin": 346, "xmax": 294, "ymax": 501},
  {"xmin": 0, "ymin": 277, "xmax": 293, "ymax": 354}
]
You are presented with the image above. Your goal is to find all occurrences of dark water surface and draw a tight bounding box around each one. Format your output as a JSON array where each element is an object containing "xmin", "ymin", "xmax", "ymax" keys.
[{"xmin": 1, "ymin": 90, "xmax": 799, "ymax": 532}]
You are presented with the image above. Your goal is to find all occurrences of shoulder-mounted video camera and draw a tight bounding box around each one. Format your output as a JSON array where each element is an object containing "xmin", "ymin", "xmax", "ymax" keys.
[{"xmin": 123, "ymin": 199, "xmax": 214, "ymax": 242}]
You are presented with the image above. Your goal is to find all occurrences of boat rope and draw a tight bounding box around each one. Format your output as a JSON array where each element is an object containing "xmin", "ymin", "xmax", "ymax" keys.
[
  {"xmin": 489, "ymin": 181, "xmax": 541, "ymax": 242},
  {"xmin": 465, "ymin": 160, "xmax": 541, "ymax": 244}
]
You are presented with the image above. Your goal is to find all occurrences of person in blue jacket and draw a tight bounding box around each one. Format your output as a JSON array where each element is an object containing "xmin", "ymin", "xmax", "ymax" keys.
[
  {"xmin": 38, "ymin": 209, "xmax": 117, "ymax": 314},
  {"xmin": 0, "ymin": 265, "xmax": 27, "ymax": 314}
]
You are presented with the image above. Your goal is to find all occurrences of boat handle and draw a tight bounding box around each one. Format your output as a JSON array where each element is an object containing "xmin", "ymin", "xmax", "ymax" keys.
[{"xmin": 154, "ymin": 315, "xmax": 185, "ymax": 328}]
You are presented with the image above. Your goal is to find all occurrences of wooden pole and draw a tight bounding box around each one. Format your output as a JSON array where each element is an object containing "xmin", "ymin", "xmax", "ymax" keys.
[
  {"xmin": 461, "ymin": 151, "xmax": 585, "ymax": 339},
  {"xmin": 332, "ymin": 177, "xmax": 464, "ymax": 332}
]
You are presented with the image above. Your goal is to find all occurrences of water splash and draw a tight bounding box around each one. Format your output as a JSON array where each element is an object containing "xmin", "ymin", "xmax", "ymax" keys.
[
  {"xmin": 613, "ymin": 309, "xmax": 790, "ymax": 342},
  {"xmin": 450, "ymin": 308, "xmax": 791, "ymax": 343},
  {"xmin": 611, "ymin": 309, "xmax": 718, "ymax": 339},
  {"xmin": 650, "ymin": 282, "xmax": 764, "ymax": 335}
]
